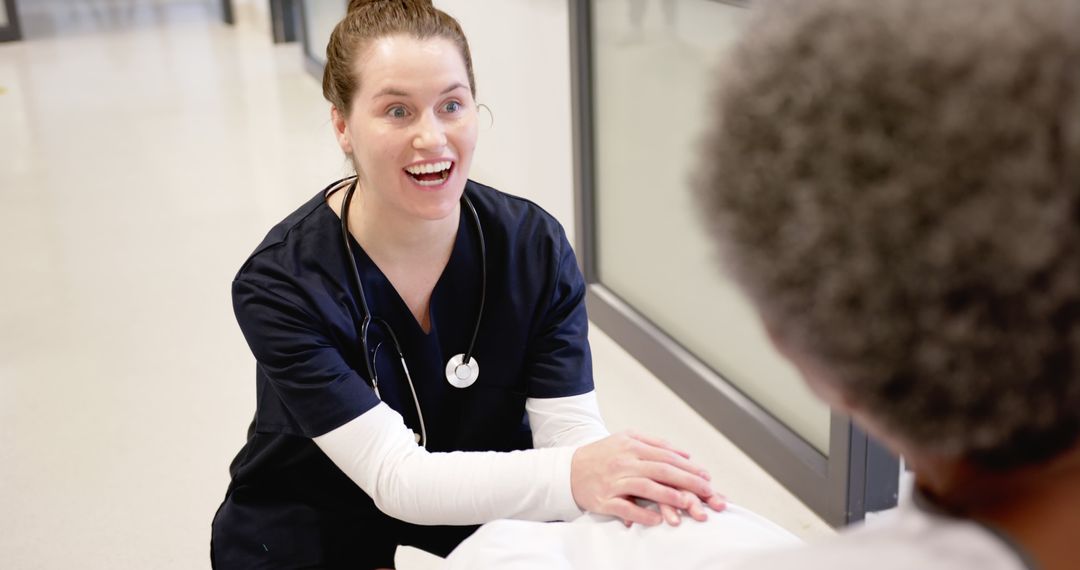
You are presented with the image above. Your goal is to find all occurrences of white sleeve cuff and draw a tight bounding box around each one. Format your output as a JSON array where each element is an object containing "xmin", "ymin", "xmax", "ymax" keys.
[{"xmin": 527, "ymin": 390, "xmax": 610, "ymax": 449}]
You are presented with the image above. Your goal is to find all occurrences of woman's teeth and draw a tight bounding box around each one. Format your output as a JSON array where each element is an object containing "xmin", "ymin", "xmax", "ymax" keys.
[
  {"xmin": 405, "ymin": 160, "xmax": 452, "ymax": 175},
  {"xmin": 404, "ymin": 161, "xmax": 452, "ymax": 187}
]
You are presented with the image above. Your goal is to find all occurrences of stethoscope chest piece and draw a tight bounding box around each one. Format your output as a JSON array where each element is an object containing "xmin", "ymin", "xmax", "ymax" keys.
[{"xmin": 445, "ymin": 353, "xmax": 479, "ymax": 388}]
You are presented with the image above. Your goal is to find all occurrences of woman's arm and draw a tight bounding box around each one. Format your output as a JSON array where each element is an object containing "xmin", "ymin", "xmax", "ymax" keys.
[
  {"xmin": 315, "ymin": 400, "xmax": 721, "ymax": 527},
  {"xmin": 314, "ymin": 402, "xmax": 582, "ymax": 525}
]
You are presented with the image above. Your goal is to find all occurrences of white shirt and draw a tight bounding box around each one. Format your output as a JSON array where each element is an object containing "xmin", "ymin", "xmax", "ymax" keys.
[{"xmin": 729, "ymin": 492, "xmax": 1033, "ymax": 570}]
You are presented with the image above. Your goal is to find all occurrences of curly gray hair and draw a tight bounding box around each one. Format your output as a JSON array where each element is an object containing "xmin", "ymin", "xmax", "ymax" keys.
[{"xmin": 697, "ymin": 0, "xmax": 1080, "ymax": 469}]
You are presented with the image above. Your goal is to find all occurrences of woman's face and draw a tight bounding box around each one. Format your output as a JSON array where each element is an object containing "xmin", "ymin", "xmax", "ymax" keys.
[{"xmin": 333, "ymin": 35, "xmax": 478, "ymax": 221}]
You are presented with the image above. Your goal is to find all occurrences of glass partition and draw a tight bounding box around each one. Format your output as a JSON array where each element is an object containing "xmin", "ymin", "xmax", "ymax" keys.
[
  {"xmin": 571, "ymin": 0, "xmax": 899, "ymax": 525},
  {"xmin": 590, "ymin": 0, "xmax": 830, "ymax": 452}
]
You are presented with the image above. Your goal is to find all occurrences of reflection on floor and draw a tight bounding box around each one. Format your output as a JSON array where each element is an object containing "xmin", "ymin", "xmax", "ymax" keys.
[{"xmin": 0, "ymin": 1, "xmax": 830, "ymax": 568}]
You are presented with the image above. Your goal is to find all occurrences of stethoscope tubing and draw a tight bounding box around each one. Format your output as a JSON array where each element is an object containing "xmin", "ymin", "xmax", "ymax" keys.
[
  {"xmin": 462, "ymin": 194, "xmax": 486, "ymax": 367},
  {"xmin": 335, "ymin": 177, "xmax": 486, "ymax": 447}
]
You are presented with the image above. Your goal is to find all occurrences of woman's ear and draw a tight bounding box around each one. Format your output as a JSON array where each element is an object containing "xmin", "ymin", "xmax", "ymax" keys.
[{"xmin": 331, "ymin": 106, "xmax": 353, "ymax": 155}]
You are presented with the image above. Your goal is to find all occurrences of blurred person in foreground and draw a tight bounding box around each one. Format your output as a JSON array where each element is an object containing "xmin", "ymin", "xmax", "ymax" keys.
[{"xmin": 445, "ymin": 0, "xmax": 1080, "ymax": 568}]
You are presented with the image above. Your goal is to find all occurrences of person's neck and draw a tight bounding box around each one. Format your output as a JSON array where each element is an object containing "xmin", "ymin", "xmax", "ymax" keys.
[
  {"xmin": 347, "ymin": 185, "xmax": 460, "ymax": 267},
  {"xmin": 915, "ymin": 444, "xmax": 1080, "ymax": 570}
]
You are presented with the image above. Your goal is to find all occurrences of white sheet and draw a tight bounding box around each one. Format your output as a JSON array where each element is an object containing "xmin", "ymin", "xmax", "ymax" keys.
[{"xmin": 442, "ymin": 503, "xmax": 803, "ymax": 569}]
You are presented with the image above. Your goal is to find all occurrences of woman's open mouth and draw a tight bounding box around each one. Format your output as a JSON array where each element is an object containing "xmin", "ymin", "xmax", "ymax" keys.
[{"xmin": 403, "ymin": 160, "xmax": 453, "ymax": 188}]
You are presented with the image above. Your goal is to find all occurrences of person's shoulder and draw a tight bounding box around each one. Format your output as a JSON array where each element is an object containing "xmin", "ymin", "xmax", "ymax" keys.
[
  {"xmin": 234, "ymin": 179, "xmax": 346, "ymax": 282},
  {"xmin": 464, "ymin": 179, "xmax": 567, "ymax": 243},
  {"xmin": 731, "ymin": 509, "xmax": 1028, "ymax": 570}
]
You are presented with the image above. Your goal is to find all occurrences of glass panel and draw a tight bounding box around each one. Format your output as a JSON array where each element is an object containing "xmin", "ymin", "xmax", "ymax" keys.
[
  {"xmin": 591, "ymin": 0, "xmax": 831, "ymax": 452},
  {"xmin": 302, "ymin": 0, "xmax": 347, "ymax": 66},
  {"xmin": 0, "ymin": 2, "xmax": 8, "ymax": 28}
]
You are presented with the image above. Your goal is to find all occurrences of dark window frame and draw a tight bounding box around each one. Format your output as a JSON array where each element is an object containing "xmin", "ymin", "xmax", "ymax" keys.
[
  {"xmin": 296, "ymin": 0, "xmax": 329, "ymax": 79},
  {"xmin": 0, "ymin": 0, "xmax": 23, "ymax": 42},
  {"xmin": 269, "ymin": 0, "xmax": 300, "ymax": 43}
]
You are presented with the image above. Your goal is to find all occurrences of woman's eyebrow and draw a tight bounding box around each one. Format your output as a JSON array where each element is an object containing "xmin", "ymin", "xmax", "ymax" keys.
[
  {"xmin": 372, "ymin": 83, "xmax": 468, "ymax": 99},
  {"xmin": 440, "ymin": 82, "xmax": 468, "ymax": 95},
  {"xmin": 373, "ymin": 87, "xmax": 410, "ymax": 98}
]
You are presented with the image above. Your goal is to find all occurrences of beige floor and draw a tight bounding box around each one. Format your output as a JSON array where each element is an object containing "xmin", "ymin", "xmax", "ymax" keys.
[{"xmin": 0, "ymin": 1, "xmax": 830, "ymax": 568}]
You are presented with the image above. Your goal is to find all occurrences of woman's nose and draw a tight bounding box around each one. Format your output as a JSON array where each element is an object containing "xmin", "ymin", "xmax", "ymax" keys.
[{"xmin": 412, "ymin": 113, "xmax": 448, "ymax": 150}]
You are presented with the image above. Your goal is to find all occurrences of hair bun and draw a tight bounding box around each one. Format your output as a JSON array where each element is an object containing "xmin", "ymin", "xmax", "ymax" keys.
[{"xmin": 347, "ymin": 0, "xmax": 434, "ymax": 14}]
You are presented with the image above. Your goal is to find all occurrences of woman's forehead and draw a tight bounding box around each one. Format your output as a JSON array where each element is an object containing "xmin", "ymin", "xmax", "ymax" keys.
[{"xmin": 355, "ymin": 35, "xmax": 469, "ymax": 98}]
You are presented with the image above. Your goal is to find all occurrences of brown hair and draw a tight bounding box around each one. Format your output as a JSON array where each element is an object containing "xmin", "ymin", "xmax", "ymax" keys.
[
  {"xmin": 322, "ymin": 0, "xmax": 477, "ymax": 116},
  {"xmin": 696, "ymin": 0, "xmax": 1080, "ymax": 470}
]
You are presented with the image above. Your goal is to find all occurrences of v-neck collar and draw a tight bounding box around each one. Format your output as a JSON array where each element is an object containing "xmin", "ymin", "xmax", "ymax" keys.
[{"xmin": 320, "ymin": 188, "xmax": 470, "ymax": 340}]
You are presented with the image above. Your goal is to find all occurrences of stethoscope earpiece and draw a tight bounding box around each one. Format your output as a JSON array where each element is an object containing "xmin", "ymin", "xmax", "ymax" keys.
[{"xmin": 445, "ymin": 353, "xmax": 480, "ymax": 389}]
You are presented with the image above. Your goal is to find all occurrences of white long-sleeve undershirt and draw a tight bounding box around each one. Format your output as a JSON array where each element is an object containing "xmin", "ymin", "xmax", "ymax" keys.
[
  {"xmin": 313, "ymin": 391, "xmax": 610, "ymax": 526},
  {"xmin": 526, "ymin": 390, "xmax": 610, "ymax": 449}
]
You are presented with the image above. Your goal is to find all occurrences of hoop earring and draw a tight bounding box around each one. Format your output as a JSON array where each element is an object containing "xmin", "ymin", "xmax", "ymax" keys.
[{"xmin": 477, "ymin": 103, "xmax": 495, "ymax": 130}]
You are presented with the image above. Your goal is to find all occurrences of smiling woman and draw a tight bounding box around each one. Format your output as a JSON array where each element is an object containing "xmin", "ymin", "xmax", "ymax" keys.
[
  {"xmin": 209, "ymin": 1, "xmax": 727, "ymax": 568},
  {"xmin": 330, "ymin": 34, "xmax": 477, "ymax": 223}
]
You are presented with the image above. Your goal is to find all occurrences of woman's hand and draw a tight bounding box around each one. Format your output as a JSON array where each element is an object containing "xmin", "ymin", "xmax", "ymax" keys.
[{"xmin": 570, "ymin": 431, "xmax": 727, "ymax": 526}]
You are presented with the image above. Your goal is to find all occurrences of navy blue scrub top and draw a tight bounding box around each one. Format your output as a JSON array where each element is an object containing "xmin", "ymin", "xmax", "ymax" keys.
[{"xmin": 214, "ymin": 178, "xmax": 593, "ymax": 565}]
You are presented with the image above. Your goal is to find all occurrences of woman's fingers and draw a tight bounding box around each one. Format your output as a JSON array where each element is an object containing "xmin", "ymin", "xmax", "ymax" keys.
[
  {"xmin": 622, "ymin": 493, "xmax": 716, "ymax": 527},
  {"xmin": 633, "ymin": 459, "xmax": 714, "ymax": 499},
  {"xmin": 570, "ymin": 433, "xmax": 729, "ymax": 524},
  {"xmin": 627, "ymin": 431, "xmax": 691, "ymax": 459},
  {"xmin": 632, "ymin": 440, "xmax": 712, "ymax": 482},
  {"xmin": 685, "ymin": 492, "xmax": 709, "ymax": 522},
  {"xmin": 659, "ymin": 502, "xmax": 682, "ymax": 526},
  {"xmin": 603, "ymin": 496, "xmax": 663, "ymax": 526},
  {"xmin": 615, "ymin": 476, "xmax": 700, "ymax": 513},
  {"xmin": 705, "ymin": 493, "xmax": 728, "ymax": 512}
]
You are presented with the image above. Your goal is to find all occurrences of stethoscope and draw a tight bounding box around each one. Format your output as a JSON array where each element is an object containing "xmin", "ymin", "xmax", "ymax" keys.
[{"xmin": 333, "ymin": 177, "xmax": 486, "ymax": 447}]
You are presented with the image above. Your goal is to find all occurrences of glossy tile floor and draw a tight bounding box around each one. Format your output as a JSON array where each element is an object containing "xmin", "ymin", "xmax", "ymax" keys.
[{"xmin": 0, "ymin": 1, "xmax": 830, "ymax": 568}]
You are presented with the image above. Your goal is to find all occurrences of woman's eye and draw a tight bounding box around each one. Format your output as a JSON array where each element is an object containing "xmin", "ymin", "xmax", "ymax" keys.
[
  {"xmin": 388, "ymin": 106, "xmax": 408, "ymax": 119},
  {"xmin": 443, "ymin": 101, "xmax": 462, "ymax": 113}
]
